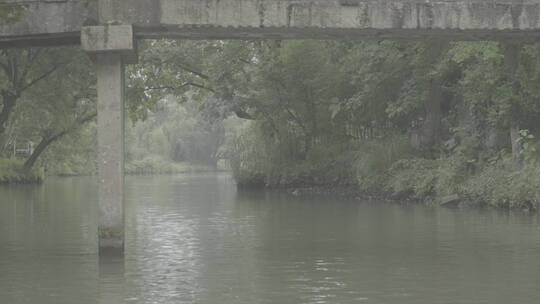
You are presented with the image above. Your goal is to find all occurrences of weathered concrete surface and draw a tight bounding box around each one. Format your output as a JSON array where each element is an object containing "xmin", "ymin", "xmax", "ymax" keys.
[
  {"xmin": 5, "ymin": 0, "xmax": 540, "ymax": 46},
  {"xmin": 0, "ymin": 0, "xmax": 96, "ymax": 47},
  {"xmin": 81, "ymin": 25, "xmax": 134, "ymax": 52},
  {"xmin": 81, "ymin": 24, "xmax": 137, "ymax": 63},
  {"xmin": 83, "ymin": 24, "xmax": 134, "ymax": 255},
  {"xmin": 96, "ymin": 52, "xmax": 125, "ymax": 255}
]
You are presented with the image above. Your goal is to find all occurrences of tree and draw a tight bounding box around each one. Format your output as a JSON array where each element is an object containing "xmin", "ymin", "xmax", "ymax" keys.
[
  {"xmin": 0, "ymin": 48, "xmax": 69, "ymax": 152},
  {"xmin": 5, "ymin": 47, "xmax": 96, "ymax": 169}
]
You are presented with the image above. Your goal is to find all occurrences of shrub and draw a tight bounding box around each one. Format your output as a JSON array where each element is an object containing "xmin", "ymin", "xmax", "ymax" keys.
[
  {"xmin": 0, "ymin": 158, "xmax": 44, "ymax": 184},
  {"xmin": 386, "ymin": 153, "xmax": 469, "ymax": 199},
  {"xmin": 125, "ymin": 155, "xmax": 213, "ymax": 175},
  {"xmin": 227, "ymin": 123, "xmax": 270, "ymax": 186},
  {"xmin": 386, "ymin": 153, "xmax": 540, "ymax": 210},
  {"xmin": 354, "ymin": 135, "xmax": 412, "ymax": 192},
  {"xmin": 464, "ymin": 158, "xmax": 540, "ymax": 210},
  {"xmin": 386, "ymin": 158, "xmax": 438, "ymax": 198}
]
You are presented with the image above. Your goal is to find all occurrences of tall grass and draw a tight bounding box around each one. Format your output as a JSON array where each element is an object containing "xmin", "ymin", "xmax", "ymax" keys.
[
  {"xmin": 0, "ymin": 158, "xmax": 44, "ymax": 184},
  {"xmin": 353, "ymin": 135, "xmax": 412, "ymax": 192},
  {"xmin": 463, "ymin": 159, "xmax": 540, "ymax": 209},
  {"xmin": 228, "ymin": 123, "xmax": 271, "ymax": 186},
  {"xmin": 125, "ymin": 155, "xmax": 215, "ymax": 175},
  {"xmin": 228, "ymin": 123, "xmax": 540, "ymax": 210}
]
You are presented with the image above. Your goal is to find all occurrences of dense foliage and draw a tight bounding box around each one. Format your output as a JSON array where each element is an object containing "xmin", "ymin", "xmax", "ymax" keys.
[
  {"xmin": 0, "ymin": 40, "xmax": 539, "ymax": 210},
  {"xmin": 197, "ymin": 40, "xmax": 540, "ymax": 209}
]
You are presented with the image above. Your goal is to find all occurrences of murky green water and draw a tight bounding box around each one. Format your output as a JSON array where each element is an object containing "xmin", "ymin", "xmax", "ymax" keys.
[{"xmin": 1, "ymin": 173, "xmax": 540, "ymax": 304}]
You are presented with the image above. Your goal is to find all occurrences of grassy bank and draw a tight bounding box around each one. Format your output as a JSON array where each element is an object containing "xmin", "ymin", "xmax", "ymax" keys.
[
  {"xmin": 0, "ymin": 156, "xmax": 218, "ymax": 184},
  {"xmin": 383, "ymin": 156, "xmax": 540, "ymax": 210},
  {"xmin": 231, "ymin": 134, "xmax": 540, "ymax": 211},
  {"xmin": 352, "ymin": 138, "xmax": 539, "ymax": 210},
  {"xmin": 0, "ymin": 159, "xmax": 44, "ymax": 184},
  {"xmin": 125, "ymin": 156, "xmax": 216, "ymax": 175},
  {"xmin": 235, "ymin": 156, "xmax": 540, "ymax": 211}
]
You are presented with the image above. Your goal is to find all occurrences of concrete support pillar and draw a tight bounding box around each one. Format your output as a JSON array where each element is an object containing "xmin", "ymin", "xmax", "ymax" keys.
[
  {"xmin": 81, "ymin": 24, "xmax": 136, "ymax": 256},
  {"xmin": 96, "ymin": 53, "xmax": 125, "ymax": 255}
]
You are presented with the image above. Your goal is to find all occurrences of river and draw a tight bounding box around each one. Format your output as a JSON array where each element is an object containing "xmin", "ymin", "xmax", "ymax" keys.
[{"xmin": 1, "ymin": 173, "xmax": 540, "ymax": 304}]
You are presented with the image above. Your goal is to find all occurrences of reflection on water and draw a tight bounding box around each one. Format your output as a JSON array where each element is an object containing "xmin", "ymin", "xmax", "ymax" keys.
[
  {"xmin": 100, "ymin": 254, "xmax": 125, "ymax": 304},
  {"xmin": 1, "ymin": 173, "xmax": 540, "ymax": 304}
]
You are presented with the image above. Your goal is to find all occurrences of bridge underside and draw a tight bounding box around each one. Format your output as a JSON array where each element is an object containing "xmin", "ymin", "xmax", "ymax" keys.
[
  {"xmin": 133, "ymin": 27, "xmax": 540, "ymax": 41},
  {"xmin": 4, "ymin": 0, "xmax": 540, "ymax": 48}
]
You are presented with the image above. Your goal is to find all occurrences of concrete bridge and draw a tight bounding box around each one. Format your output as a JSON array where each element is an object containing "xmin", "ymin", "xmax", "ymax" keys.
[
  {"xmin": 3, "ymin": 0, "xmax": 540, "ymax": 46},
  {"xmin": 1, "ymin": 0, "xmax": 537, "ymax": 256}
]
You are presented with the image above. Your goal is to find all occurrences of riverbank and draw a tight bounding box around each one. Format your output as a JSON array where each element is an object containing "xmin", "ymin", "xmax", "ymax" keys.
[
  {"xmin": 0, "ymin": 159, "xmax": 44, "ymax": 184},
  {"xmin": 0, "ymin": 157, "xmax": 217, "ymax": 184},
  {"xmin": 381, "ymin": 157, "xmax": 540, "ymax": 212},
  {"xmin": 254, "ymin": 181, "xmax": 536, "ymax": 213},
  {"xmin": 234, "ymin": 155, "xmax": 540, "ymax": 212},
  {"xmin": 125, "ymin": 158, "xmax": 217, "ymax": 175}
]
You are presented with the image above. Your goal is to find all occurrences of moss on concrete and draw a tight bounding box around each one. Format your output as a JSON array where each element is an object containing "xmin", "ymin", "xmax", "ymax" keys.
[
  {"xmin": 98, "ymin": 226, "xmax": 124, "ymax": 239},
  {"xmin": 0, "ymin": 4, "xmax": 27, "ymax": 25}
]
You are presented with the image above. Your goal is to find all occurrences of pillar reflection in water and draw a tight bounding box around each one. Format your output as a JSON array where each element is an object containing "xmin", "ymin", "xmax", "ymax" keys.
[{"xmin": 99, "ymin": 253, "xmax": 125, "ymax": 304}]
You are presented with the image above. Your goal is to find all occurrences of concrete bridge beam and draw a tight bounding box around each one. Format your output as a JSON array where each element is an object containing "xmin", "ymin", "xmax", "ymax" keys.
[
  {"xmin": 81, "ymin": 25, "xmax": 136, "ymax": 256},
  {"xmin": 7, "ymin": 0, "xmax": 540, "ymax": 47}
]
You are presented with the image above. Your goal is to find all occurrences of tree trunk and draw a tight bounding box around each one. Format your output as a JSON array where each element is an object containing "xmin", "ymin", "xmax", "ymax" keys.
[
  {"xmin": 421, "ymin": 80, "xmax": 443, "ymax": 151},
  {"xmin": 22, "ymin": 112, "xmax": 96, "ymax": 170},
  {"xmin": 485, "ymin": 127, "xmax": 503, "ymax": 150},
  {"xmin": 23, "ymin": 132, "xmax": 66, "ymax": 170},
  {"xmin": 510, "ymin": 122, "xmax": 523, "ymax": 168},
  {"xmin": 0, "ymin": 92, "xmax": 17, "ymax": 136}
]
